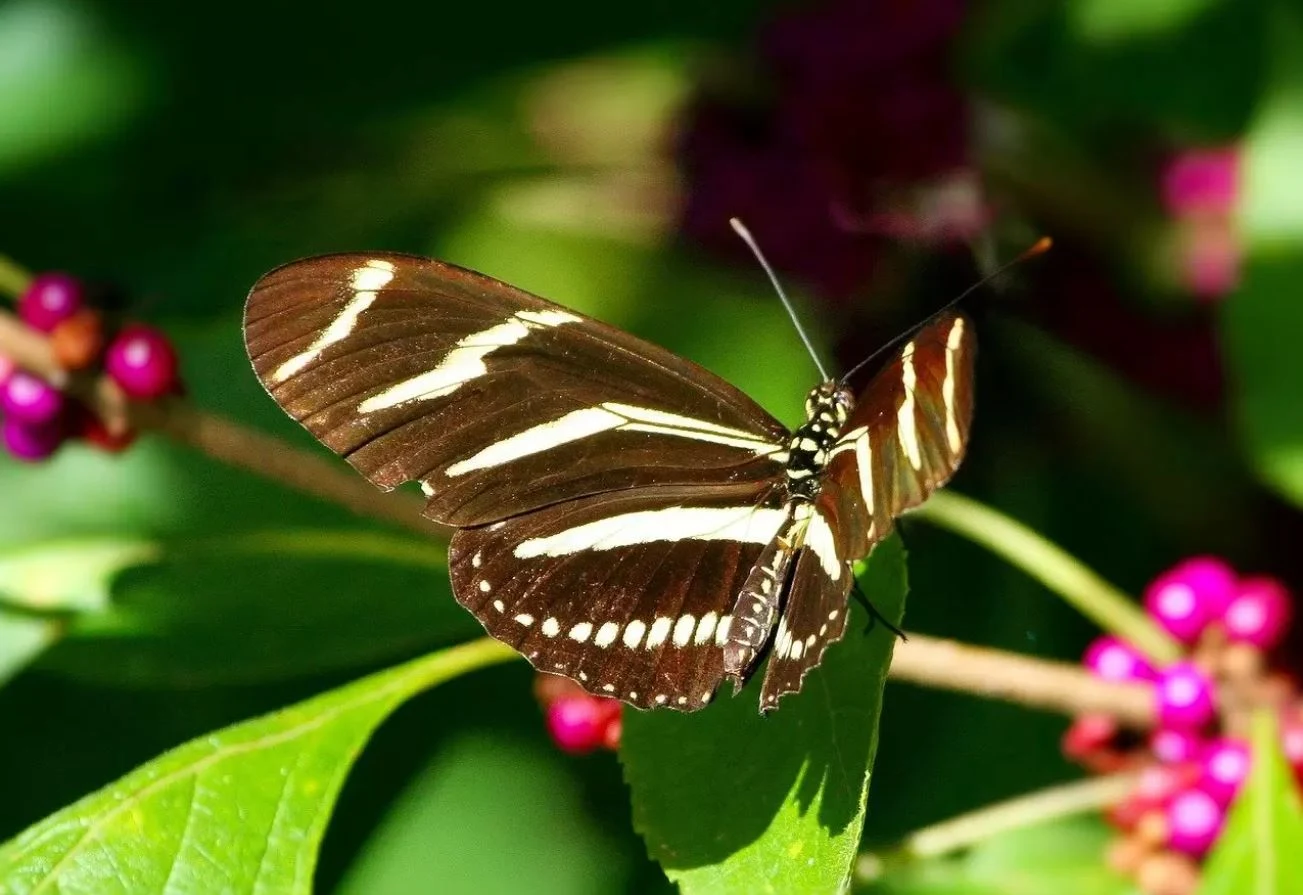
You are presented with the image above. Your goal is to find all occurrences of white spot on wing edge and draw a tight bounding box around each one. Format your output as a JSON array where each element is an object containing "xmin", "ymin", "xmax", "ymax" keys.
[
  {"xmin": 541, "ymin": 617, "xmax": 561, "ymax": 637},
  {"xmin": 568, "ymin": 622, "xmax": 593, "ymax": 642},
  {"xmin": 672, "ymin": 614, "xmax": 696, "ymax": 647},
  {"xmin": 646, "ymin": 617, "xmax": 672, "ymax": 649},
  {"xmin": 714, "ymin": 614, "xmax": 732, "ymax": 646},
  {"xmin": 623, "ymin": 620, "xmax": 646, "ymax": 648},
  {"xmin": 694, "ymin": 612, "xmax": 718, "ymax": 645},
  {"xmin": 514, "ymin": 613, "xmax": 534, "ymax": 626},
  {"xmin": 594, "ymin": 621, "xmax": 620, "ymax": 648}
]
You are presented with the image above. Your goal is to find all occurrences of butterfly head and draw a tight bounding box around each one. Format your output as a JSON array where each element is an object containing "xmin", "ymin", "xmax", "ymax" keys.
[{"xmin": 804, "ymin": 382, "xmax": 854, "ymax": 428}]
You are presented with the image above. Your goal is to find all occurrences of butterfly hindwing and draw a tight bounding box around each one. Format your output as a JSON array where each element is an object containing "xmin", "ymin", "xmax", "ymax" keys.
[
  {"xmin": 244, "ymin": 253, "xmax": 789, "ymax": 527},
  {"xmin": 448, "ymin": 482, "xmax": 782, "ymax": 709}
]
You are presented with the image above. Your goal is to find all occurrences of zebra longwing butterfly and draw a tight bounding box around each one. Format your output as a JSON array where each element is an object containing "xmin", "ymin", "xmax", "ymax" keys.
[{"xmin": 243, "ymin": 250, "xmax": 974, "ymax": 713}]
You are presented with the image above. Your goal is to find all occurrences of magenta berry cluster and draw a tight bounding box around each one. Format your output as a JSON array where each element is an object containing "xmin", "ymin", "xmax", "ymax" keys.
[
  {"xmin": 534, "ymin": 674, "xmax": 622, "ymax": 755},
  {"xmin": 0, "ymin": 271, "xmax": 181, "ymax": 462},
  {"xmin": 1064, "ymin": 556, "xmax": 1301, "ymax": 895}
]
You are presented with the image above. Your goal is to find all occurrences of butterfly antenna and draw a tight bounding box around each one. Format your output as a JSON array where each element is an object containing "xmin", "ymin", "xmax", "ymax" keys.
[
  {"xmin": 838, "ymin": 236, "xmax": 1052, "ymax": 385},
  {"xmin": 730, "ymin": 218, "xmax": 831, "ymax": 381}
]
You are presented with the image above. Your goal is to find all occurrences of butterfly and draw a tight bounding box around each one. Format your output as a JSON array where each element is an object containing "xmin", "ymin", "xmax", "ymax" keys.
[{"xmin": 243, "ymin": 248, "xmax": 974, "ymax": 713}]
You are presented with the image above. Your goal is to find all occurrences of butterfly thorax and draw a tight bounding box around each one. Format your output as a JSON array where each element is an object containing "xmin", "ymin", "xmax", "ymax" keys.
[{"xmin": 784, "ymin": 382, "xmax": 854, "ymax": 500}]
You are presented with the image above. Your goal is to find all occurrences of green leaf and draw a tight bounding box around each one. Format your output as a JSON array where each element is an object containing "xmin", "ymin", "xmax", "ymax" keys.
[
  {"xmin": 0, "ymin": 538, "xmax": 158, "ymax": 684},
  {"xmin": 621, "ymin": 535, "xmax": 908, "ymax": 894},
  {"xmin": 1068, "ymin": 0, "xmax": 1222, "ymax": 44},
  {"xmin": 0, "ymin": 638, "xmax": 517, "ymax": 895},
  {"xmin": 0, "ymin": 538, "xmax": 158, "ymax": 615},
  {"xmin": 1226, "ymin": 4, "xmax": 1303, "ymax": 509},
  {"xmin": 868, "ymin": 816, "xmax": 1130, "ymax": 895},
  {"xmin": 0, "ymin": 611, "xmax": 59, "ymax": 688},
  {"xmin": 1198, "ymin": 711, "xmax": 1303, "ymax": 894},
  {"xmin": 40, "ymin": 529, "xmax": 478, "ymax": 687},
  {"xmin": 337, "ymin": 734, "xmax": 632, "ymax": 895}
]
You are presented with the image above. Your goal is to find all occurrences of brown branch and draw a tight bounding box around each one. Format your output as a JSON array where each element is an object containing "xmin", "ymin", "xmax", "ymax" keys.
[
  {"xmin": 142, "ymin": 402, "xmax": 441, "ymax": 538},
  {"xmin": 889, "ymin": 633, "xmax": 1156, "ymax": 727}
]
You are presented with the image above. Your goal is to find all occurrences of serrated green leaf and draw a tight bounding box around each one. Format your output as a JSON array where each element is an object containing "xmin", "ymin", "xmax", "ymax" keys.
[
  {"xmin": 621, "ymin": 535, "xmax": 907, "ymax": 895},
  {"xmin": 1225, "ymin": 5, "xmax": 1303, "ymax": 509},
  {"xmin": 0, "ymin": 638, "xmax": 516, "ymax": 895},
  {"xmin": 1197, "ymin": 711, "xmax": 1303, "ymax": 894}
]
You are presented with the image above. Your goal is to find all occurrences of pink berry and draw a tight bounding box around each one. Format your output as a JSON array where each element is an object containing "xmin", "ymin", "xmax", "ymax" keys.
[
  {"xmin": 1, "ymin": 370, "xmax": 64, "ymax": 426},
  {"xmin": 1084, "ymin": 635, "xmax": 1157, "ymax": 682},
  {"xmin": 1165, "ymin": 787, "xmax": 1225, "ymax": 856},
  {"xmin": 2, "ymin": 417, "xmax": 63, "ymax": 462},
  {"xmin": 1200, "ymin": 738, "xmax": 1251, "ymax": 805},
  {"xmin": 1062, "ymin": 713, "xmax": 1118, "ymax": 761},
  {"xmin": 1156, "ymin": 662, "xmax": 1217, "ymax": 730},
  {"xmin": 546, "ymin": 696, "xmax": 609, "ymax": 754},
  {"xmin": 1144, "ymin": 557, "xmax": 1237, "ymax": 642},
  {"xmin": 1161, "ymin": 146, "xmax": 1240, "ymax": 218},
  {"xmin": 18, "ymin": 273, "xmax": 84, "ymax": 332},
  {"xmin": 1222, "ymin": 577, "xmax": 1292, "ymax": 649},
  {"xmin": 601, "ymin": 711, "xmax": 622, "ymax": 751},
  {"xmin": 1151, "ymin": 727, "xmax": 1204, "ymax": 764},
  {"xmin": 104, "ymin": 325, "xmax": 179, "ymax": 399}
]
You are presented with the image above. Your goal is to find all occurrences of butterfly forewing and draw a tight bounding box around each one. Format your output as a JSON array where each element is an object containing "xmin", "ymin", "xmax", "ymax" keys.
[
  {"xmin": 244, "ymin": 253, "xmax": 788, "ymax": 526},
  {"xmin": 825, "ymin": 312, "xmax": 975, "ymax": 559}
]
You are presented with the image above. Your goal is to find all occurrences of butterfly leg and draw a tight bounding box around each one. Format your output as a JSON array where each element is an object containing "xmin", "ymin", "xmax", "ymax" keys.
[{"xmin": 851, "ymin": 576, "xmax": 906, "ymax": 640}]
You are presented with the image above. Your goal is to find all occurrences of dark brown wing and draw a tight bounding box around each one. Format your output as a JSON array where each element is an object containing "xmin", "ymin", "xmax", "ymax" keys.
[
  {"xmin": 449, "ymin": 482, "xmax": 785, "ymax": 710},
  {"xmin": 756, "ymin": 500, "xmax": 854, "ymax": 712},
  {"xmin": 755, "ymin": 311, "xmax": 975, "ymax": 710},
  {"xmin": 824, "ymin": 311, "xmax": 975, "ymax": 558},
  {"xmin": 244, "ymin": 253, "xmax": 789, "ymax": 526}
]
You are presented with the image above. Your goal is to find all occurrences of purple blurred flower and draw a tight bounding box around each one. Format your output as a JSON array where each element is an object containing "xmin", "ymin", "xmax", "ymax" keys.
[{"xmin": 679, "ymin": 0, "xmax": 976, "ymax": 301}]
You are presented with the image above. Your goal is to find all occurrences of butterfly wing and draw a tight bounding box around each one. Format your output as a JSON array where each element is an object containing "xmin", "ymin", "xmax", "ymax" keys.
[
  {"xmin": 757, "ymin": 311, "xmax": 975, "ymax": 711},
  {"xmin": 244, "ymin": 253, "xmax": 790, "ymax": 526},
  {"xmin": 449, "ymin": 481, "xmax": 785, "ymax": 710},
  {"xmin": 824, "ymin": 311, "xmax": 976, "ymax": 558}
]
